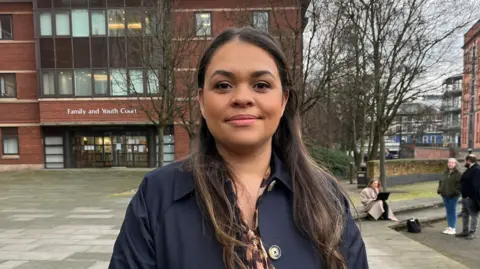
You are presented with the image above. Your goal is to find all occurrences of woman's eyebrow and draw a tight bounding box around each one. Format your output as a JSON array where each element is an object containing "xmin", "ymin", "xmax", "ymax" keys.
[
  {"xmin": 209, "ymin": 70, "xmax": 275, "ymax": 79},
  {"xmin": 210, "ymin": 70, "xmax": 234, "ymax": 80},
  {"xmin": 251, "ymin": 70, "xmax": 275, "ymax": 79}
]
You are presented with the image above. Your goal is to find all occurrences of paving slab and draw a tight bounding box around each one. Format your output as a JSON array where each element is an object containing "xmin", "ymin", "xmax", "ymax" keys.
[{"xmin": 0, "ymin": 169, "xmax": 473, "ymax": 268}]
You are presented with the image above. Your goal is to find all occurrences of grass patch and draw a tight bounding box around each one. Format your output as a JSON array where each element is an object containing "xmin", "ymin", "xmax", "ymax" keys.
[{"xmin": 348, "ymin": 181, "xmax": 439, "ymax": 206}]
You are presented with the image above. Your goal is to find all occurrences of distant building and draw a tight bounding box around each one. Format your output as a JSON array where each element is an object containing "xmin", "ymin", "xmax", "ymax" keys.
[
  {"xmin": 387, "ymin": 95, "xmax": 443, "ymax": 146},
  {"xmin": 440, "ymin": 75, "xmax": 462, "ymax": 147},
  {"xmin": 461, "ymin": 20, "xmax": 480, "ymax": 149},
  {"xmin": 0, "ymin": 0, "xmax": 310, "ymax": 170}
]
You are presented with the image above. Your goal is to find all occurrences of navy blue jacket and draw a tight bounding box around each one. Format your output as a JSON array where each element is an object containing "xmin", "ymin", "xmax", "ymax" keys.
[
  {"xmin": 460, "ymin": 163, "xmax": 480, "ymax": 200},
  {"xmin": 109, "ymin": 155, "xmax": 369, "ymax": 269}
]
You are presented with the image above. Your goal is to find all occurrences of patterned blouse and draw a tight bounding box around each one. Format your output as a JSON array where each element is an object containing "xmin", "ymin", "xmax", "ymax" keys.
[{"xmin": 227, "ymin": 169, "xmax": 276, "ymax": 269}]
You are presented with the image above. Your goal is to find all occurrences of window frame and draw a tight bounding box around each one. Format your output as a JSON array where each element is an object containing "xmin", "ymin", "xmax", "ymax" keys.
[
  {"xmin": 39, "ymin": 11, "xmax": 54, "ymax": 37},
  {"xmin": 54, "ymin": 10, "xmax": 71, "ymax": 37},
  {"xmin": 56, "ymin": 69, "xmax": 74, "ymax": 97},
  {"xmin": 71, "ymin": 9, "xmax": 90, "ymax": 37},
  {"xmin": 41, "ymin": 70, "xmax": 56, "ymax": 96},
  {"xmin": 252, "ymin": 11, "xmax": 269, "ymax": 33},
  {"xmin": 1, "ymin": 128, "xmax": 19, "ymax": 156},
  {"xmin": 194, "ymin": 12, "xmax": 212, "ymax": 37},
  {"xmin": 0, "ymin": 15, "xmax": 13, "ymax": 40},
  {"xmin": 0, "ymin": 73, "xmax": 17, "ymax": 98},
  {"xmin": 90, "ymin": 9, "xmax": 107, "ymax": 36},
  {"xmin": 92, "ymin": 69, "xmax": 109, "ymax": 96}
]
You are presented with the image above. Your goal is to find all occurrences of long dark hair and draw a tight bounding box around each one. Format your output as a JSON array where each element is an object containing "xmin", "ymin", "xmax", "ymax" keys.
[{"xmin": 189, "ymin": 27, "xmax": 347, "ymax": 269}]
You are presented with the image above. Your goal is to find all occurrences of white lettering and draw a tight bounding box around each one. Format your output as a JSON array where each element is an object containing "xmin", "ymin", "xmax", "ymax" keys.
[
  {"xmin": 67, "ymin": 108, "xmax": 86, "ymax": 115},
  {"xmin": 120, "ymin": 108, "xmax": 138, "ymax": 114},
  {"xmin": 102, "ymin": 108, "xmax": 119, "ymax": 114},
  {"xmin": 66, "ymin": 108, "xmax": 138, "ymax": 115},
  {"xmin": 88, "ymin": 109, "xmax": 100, "ymax": 114}
]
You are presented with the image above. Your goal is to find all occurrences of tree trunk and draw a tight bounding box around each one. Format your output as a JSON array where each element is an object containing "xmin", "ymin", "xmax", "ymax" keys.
[
  {"xmin": 368, "ymin": 126, "xmax": 379, "ymax": 161},
  {"xmin": 367, "ymin": 118, "xmax": 375, "ymax": 160},
  {"xmin": 157, "ymin": 125, "xmax": 164, "ymax": 167},
  {"xmin": 379, "ymin": 128, "xmax": 387, "ymax": 191}
]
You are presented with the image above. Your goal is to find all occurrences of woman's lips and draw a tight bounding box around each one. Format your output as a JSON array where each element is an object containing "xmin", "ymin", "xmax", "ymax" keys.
[{"xmin": 226, "ymin": 114, "xmax": 259, "ymax": 126}]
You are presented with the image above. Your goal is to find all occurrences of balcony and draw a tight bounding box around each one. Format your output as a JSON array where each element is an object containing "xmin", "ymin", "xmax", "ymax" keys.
[{"xmin": 440, "ymin": 123, "xmax": 461, "ymax": 132}]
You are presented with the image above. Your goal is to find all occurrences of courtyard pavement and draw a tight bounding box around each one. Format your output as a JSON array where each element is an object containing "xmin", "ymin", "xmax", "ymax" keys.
[{"xmin": 0, "ymin": 169, "xmax": 475, "ymax": 268}]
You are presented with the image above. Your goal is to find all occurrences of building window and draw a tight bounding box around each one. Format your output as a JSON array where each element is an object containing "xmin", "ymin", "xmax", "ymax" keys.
[
  {"xmin": 55, "ymin": 11, "xmax": 70, "ymax": 36},
  {"xmin": 40, "ymin": 12, "xmax": 53, "ymax": 36},
  {"xmin": 108, "ymin": 9, "xmax": 125, "ymax": 36},
  {"xmin": 147, "ymin": 69, "xmax": 159, "ymax": 94},
  {"xmin": 0, "ymin": 74, "xmax": 16, "ymax": 97},
  {"xmin": 72, "ymin": 9, "xmax": 89, "ymax": 37},
  {"xmin": 93, "ymin": 70, "xmax": 108, "ymax": 95},
  {"xmin": 126, "ymin": 9, "xmax": 142, "ymax": 36},
  {"xmin": 91, "ymin": 10, "xmax": 106, "ymax": 35},
  {"xmin": 128, "ymin": 69, "xmax": 144, "ymax": 94},
  {"xmin": 195, "ymin": 13, "xmax": 211, "ymax": 36},
  {"xmin": 252, "ymin": 11, "xmax": 269, "ymax": 32},
  {"xmin": 74, "ymin": 69, "xmax": 92, "ymax": 96},
  {"xmin": 58, "ymin": 70, "xmax": 73, "ymax": 95},
  {"xmin": 110, "ymin": 69, "xmax": 127, "ymax": 96},
  {"xmin": 42, "ymin": 71, "xmax": 55, "ymax": 95},
  {"xmin": 0, "ymin": 15, "xmax": 13, "ymax": 40},
  {"xmin": 2, "ymin": 128, "xmax": 19, "ymax": 155}
]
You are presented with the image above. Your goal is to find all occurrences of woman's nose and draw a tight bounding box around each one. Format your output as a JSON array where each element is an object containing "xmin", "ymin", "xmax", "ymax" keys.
[{"xmin": 231, "ymin": 84, "xmax": 254, "ymax": 107}]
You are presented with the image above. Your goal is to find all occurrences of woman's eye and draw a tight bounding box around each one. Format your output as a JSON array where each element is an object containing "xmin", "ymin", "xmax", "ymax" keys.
[
  {"xmin": 254, "ymin": 82, "xmax": 271, "ymax": 91},
  {"xmin": 214, "ymin": 82, "xmax": 232, "ymax": 91}
]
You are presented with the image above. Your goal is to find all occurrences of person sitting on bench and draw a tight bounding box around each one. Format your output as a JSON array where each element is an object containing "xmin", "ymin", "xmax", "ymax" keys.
[{"xmin": 360, "ymin": 179, "xmax": 398, "ymax": 221}]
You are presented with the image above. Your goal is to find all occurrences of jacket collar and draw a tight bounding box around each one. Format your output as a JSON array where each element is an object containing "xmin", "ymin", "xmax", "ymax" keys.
[{"xmin": 173, "ymin": 151, "xmax": 292, "ymax": 201}]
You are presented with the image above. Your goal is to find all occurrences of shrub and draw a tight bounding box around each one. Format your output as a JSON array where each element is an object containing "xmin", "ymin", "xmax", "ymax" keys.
[{"xmin": 308, "ymin": 145, "xmax": 353, "ymax": 178}]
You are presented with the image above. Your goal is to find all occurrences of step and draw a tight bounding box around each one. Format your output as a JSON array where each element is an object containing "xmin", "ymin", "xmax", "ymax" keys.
[
  {"xmin": 390, "ymin": 204, "xmax": 462, "ymax": 230},
  {"xmin": 352, "ymin": 198, "xmax": 446, "ymax": 220}
]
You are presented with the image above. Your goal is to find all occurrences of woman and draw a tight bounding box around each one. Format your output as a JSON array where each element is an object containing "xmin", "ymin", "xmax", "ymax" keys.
[
  {"xmin": 360, "ymin": 179, "xmax": 397, "ymax": 221},
  {"xmin": 109, "ymin": 27, "xmax": 368, "ymax": 269},
  {"xmin": 437, "ymin": 158, "xmax": 462, "ymax": 235}
]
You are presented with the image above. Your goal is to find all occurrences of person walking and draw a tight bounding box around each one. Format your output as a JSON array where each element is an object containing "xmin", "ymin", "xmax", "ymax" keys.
[
  {"xmin": 437, "ymin": 158, "xmax": 462, "ymax": 235},
  {"xmin": 456, "ymin": 154, "xmax": 480, "ymax": 240}
]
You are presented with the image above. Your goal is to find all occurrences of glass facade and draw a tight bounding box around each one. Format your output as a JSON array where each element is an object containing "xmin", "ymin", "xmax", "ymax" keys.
[{"xmin": 36, "ymin": 0, "xmax": 166, "ymax": 98}]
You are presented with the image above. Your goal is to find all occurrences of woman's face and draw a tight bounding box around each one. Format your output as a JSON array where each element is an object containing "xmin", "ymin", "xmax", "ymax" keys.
[
  {"xmin": 371, "ymin": 181, "xmax": 379, "ymax": 188},
  {"xmin": 199, "ymin": 40, "xmax": 288, "ymax": 150},
  {"xmin": 447, "ymin": 159, "xmax": 456, "ymax": 169}
]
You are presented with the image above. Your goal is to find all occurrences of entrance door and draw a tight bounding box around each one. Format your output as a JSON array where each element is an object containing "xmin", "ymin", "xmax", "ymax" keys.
[{"xmin": 74, "ymin": 136, "xmax": 113, "ymax": 168}]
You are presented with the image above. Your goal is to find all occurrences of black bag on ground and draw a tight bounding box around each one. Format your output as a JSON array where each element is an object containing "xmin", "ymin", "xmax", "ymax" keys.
[{"xmin": 406, "ymin": 218, "xmax": 421, "ymax": 233}]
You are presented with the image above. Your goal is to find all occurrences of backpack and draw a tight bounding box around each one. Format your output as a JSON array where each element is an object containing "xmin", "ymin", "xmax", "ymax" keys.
[{"xmin": 406, "ymin": 218, "xmax": 422, "ymax": 233}]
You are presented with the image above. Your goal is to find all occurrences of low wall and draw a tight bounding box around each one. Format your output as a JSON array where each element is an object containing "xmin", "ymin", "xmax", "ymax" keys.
[
  {"xmin": 367, "ymin": 159, "xmax": 445, "ymax": 186},
  {"xmin": 415, "ymin": 147, "xmax": 450, "ymax": 159},
  {"xmin": 0, "ymin": 164, "xmax": 44, "ymax": 172}
]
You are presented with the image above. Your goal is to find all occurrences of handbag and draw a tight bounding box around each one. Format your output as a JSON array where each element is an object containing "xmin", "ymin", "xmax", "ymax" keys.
[{"xmin": 406, "ymin": 218, "xmax": 422, "ymax": 233}]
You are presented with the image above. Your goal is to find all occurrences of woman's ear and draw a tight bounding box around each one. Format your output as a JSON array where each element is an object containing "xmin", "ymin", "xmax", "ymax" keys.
[
  {"xmin": 281, "ymin": 89, "xmax": 289, "ymax": 116},
  {"xmin": 198, "ymin": 88, "xmax": 204, "ymax": 115}
]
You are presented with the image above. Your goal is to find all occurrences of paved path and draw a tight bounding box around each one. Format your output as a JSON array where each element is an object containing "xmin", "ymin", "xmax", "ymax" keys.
[
  {"xmin": 0, "ymin": 170, "xmax": 472, "ymax": 268},
  {"xmin": 402, "ymin": 219, "xmax": 480, "ymax": 269}
]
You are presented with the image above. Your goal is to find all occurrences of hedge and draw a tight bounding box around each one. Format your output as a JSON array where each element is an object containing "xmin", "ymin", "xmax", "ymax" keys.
[{"xmin": 308, "ymin": 145, "xmax": 352, "ymax": 177}]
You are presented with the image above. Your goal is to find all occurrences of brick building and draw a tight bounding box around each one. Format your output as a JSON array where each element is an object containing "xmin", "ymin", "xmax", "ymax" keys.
[
  {"xmin": 461, "ymin": 20, "xmax": 480, "ymax": 150},
  {"xmin": 0, "ymin": 0, "xmax": 309, "ymax": 170}
]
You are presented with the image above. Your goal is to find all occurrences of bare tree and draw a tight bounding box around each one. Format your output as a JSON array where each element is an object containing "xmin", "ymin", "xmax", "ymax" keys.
[
  {"xmin": 111, "ymin": 0, "xmax": 205, "ymax": 166},
  {"xmin": 339, "ymin": 0, "xmax": 476, "ymax": 189}
]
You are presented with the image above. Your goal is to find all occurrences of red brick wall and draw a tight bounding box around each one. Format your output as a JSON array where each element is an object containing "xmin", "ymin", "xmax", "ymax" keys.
[
  {"xmin": 415, "ymin": 147, "xmax": 450, "ymax": 159},
  {"xmin": 0, "ymin": 103, "xmax": 39, "ymax": 123},
  {"xmin": 0, "ymin": 126, "xmax": 43, "ymax": 165},
  {"xmin": 16, "ymin": 73, "xmax": 37, "ymax": 99},
  {"xmin": 13, "ymin": 13, "xmax": 34, "ymax": 41},
  {"xmin": 174, "ymin": 0, "xmax": 302, "ymax": 9},
  {"xmin": 174, "ymin": 125, "xmax": 190, "ymax": 160},
  {"xmin": 0, "ymin": 43, "xmax": 36, "ymax": 70}
]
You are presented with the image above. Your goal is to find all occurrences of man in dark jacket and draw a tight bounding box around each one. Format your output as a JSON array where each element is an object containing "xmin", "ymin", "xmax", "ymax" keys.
[{"xmin": 456, "ymin": 154, "xmax": 480, "ymax": 239}]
